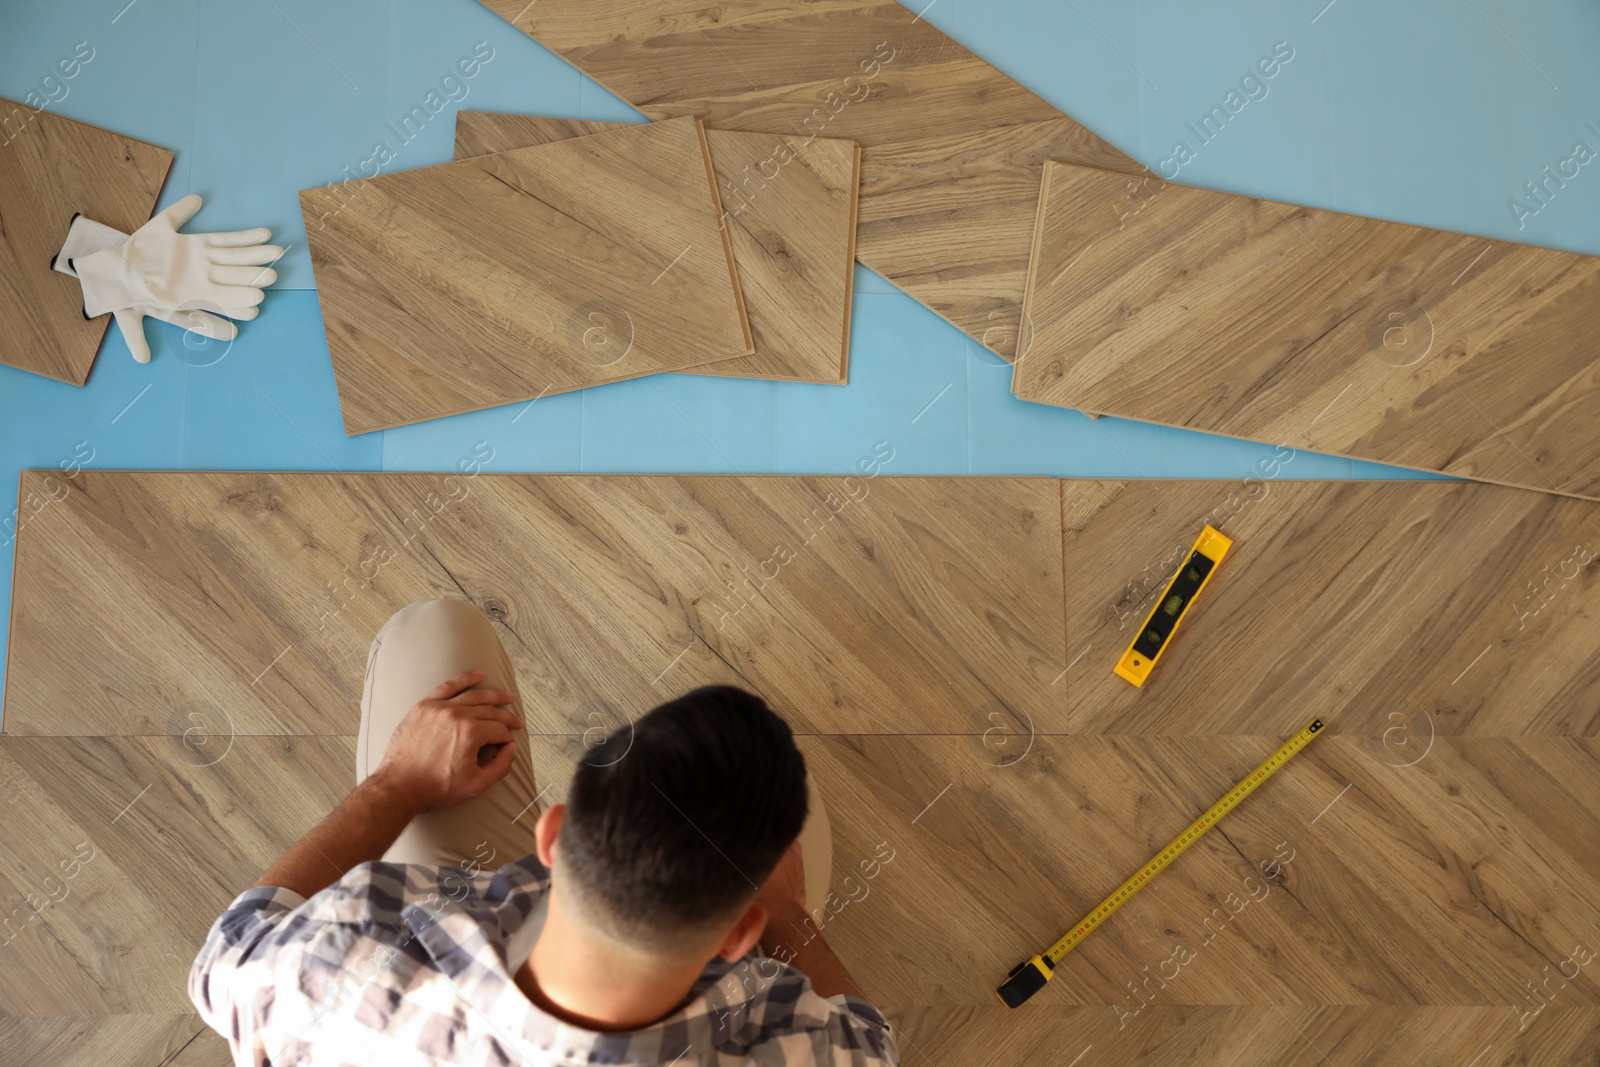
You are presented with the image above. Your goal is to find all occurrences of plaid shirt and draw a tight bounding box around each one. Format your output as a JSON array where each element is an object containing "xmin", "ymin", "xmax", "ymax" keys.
[{"xmin": 189, "ymin": 853, "xmax": 899, "ymax": 1066}]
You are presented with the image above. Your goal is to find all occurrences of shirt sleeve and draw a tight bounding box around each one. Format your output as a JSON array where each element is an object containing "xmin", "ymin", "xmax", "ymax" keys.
[
  {"xmin": 825, "ymin": 994, "xmax": 901, "ymax": 1065},
  {"xmin": 188, "ymin": 885, "xmax": 308, "ymax": 1062}
]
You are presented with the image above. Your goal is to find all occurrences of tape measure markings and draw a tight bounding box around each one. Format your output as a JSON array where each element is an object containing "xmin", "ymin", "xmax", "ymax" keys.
[{"xmin": 996, "ymin": 718, "xmax": 1325, "ymax": 1007}]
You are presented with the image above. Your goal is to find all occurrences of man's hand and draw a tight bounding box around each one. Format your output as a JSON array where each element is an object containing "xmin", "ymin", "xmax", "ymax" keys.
[
  {"xmin": 255, "ymin": 671, "xmax": 524, "ymax": 898},
  {"xmin": 372, "ymin": 670, "xmax": 524, "ymax": 811}
]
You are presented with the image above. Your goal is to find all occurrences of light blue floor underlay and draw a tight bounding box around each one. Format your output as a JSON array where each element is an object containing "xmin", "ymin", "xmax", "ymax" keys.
[{"xmin": 4, "ymin": 0, "xmax": 1597, "ymax": 720}]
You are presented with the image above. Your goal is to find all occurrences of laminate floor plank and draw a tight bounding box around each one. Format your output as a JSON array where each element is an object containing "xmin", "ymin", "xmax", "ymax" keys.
[
  {"xmin": 1142, "ymin": 734, "xmax": 1600, "ymax": 1007},
  {"xmin": 803, "ymin": 736, "xmax": 1600, "ymax": 1010},
  {"xmin": 886, "ymin": 1007, "xmax": 1600, "ymax": 1067},
  {"xmin": 300, "ymin": 116, "xmax": 752, "ymax": 434},
  {"xmin": 7, "ymin": 472, "xmax": 1600, "ymax": 1056},
  {"xmin": 164, "ymin": 1026, "xmax": 233, "ymax": 1066},
  {"xmin": 1013, "ymin": 161, "xmax": 1600, "ymax": 500},
  {"xmin": 476, "ymin": 0, "xmax": 1143, "ymax": 361},
  {"xmin": 5, "ymin": 734, "xmax": 1595, "ymax": 1025},
  {"xmin": 0, "ymin": 736, "xmax": 350, "ymax": 1016},
  {"xmin": 3, "ymin": 472, "xmax": 1062, "ymax": 737},
  {"xmin": 0, "ymin": 101, "xmax": 173, "ymax": 385},
  {"xmin": 0, "ymin": 1015, "xmax": 206, "ymax": 1067},
  {"xmin": 1061, "ymin": 479, "xmax": 1600, "ymax": 737},
  {"xmin": 678, "ymin": 474, "xmax": 1065, "ymax": 737},
  {"xmin": 455, "ymin": 111, "xmax": 859, "ymax": 384},
  {"xmin": 11, "ymin": 473, "xmax": 1600, "ymax": 740}
]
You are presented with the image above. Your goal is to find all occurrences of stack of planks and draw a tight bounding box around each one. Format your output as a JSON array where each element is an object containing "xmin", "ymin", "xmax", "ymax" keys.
[
  {"xmin": 475, "ymin": 0, "xmax": 1143, "ymax": 363},
  {"xmin": 469, "ymin": 0, "xmax": 1600, "ymax": 502},
  {"xmin": 302, "ymin": 112, "xmax": 861, "ymax": 434}
]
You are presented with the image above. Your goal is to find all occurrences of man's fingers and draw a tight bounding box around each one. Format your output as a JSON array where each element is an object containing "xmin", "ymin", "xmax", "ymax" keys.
[
  {"xmin": 425, "ymin": 669, "xmax": 486, "ymax": 701},
  {"xmin": 474, "ymin": 736, "xmax": 519, "ymax": 785},
  {"xmin": 446, "ymin": 687, "xmax": 517, "ymax": 709},
  {"xmin": 466, "ymin": 719, "xmax": 515, "ymax": 752},
  {"xmin": 456, "ymin": 701, "xmax": 523, "ymax": 730}
]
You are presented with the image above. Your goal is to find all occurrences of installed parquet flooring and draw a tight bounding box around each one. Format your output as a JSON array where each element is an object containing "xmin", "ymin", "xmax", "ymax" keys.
[
  {"xmin": 1061, "ymin": 478, "xmax": 1600, "ymax": 737},
  {"xmin": 1013, "ymin": 161, "xmax": 1600, "ymax": 501},
  {"xmin": 477, "ymin": 0, "xmax": 1143, "ymax": 361},
  {"xmin": 0, "ymin": 101, "xmax": 172, "ymax": 385},
  {"xmin": 455, "ymin": 112, "xmax": 859, "ymax": 385},
  {"xmin": 2, "ymin": 471, "xmax": 1065, "ymax": 737},
  {"xmin": 6, "ymin": 472, "xmax": 1600, "ymax": 1065},
  {"xmin": 300, "ymin": 116, "xmax": 752, "ymax": 434},
  {"xmin": 0, "ymin": 1016, "xmax": 211, "ymax": 1066},
  {"xmin": 0, "ymin": 735, "xmax": 349, "ymax": 1015},
  {"xmin": 887, "ymin": 1007, "xmax": 1600, "ymax": 1066}
]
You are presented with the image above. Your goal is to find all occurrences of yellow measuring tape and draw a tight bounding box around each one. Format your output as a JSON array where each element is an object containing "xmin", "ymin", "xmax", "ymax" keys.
[{"xmin": 996, "ymin": 718, "xmax": 1325, "ymax": 1007}]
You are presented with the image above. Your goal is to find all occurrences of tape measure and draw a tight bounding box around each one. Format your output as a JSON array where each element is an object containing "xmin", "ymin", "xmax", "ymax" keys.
[
  {"xmin": 1114, "ymin": 525, "xmax": 1231, "ymax": 687},
  {"xmin": 995, "ymin": 718, "xmax": 1325, "ymax": 1008}
]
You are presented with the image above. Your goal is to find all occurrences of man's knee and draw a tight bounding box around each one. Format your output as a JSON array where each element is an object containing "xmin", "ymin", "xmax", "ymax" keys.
[{"xmin": 388, "ymin": 598, "xmax": 489, "ymax": 633}]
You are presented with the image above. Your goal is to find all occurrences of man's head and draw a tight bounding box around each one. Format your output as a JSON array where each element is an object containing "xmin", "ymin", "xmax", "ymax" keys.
[{"xmin": 536, "ymin": 686, "xmax": 807, "ymax": 958}]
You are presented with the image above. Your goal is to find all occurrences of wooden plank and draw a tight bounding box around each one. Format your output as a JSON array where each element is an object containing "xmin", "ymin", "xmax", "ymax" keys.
[
  {"xmin": 299, "ymin": 116, "xmax": 753, "ymax": 434},
  {"xmin": 455, "ymin": 111, "xmax": 859, "ymax": 384},
  {"xmin": 0, "ymin": 736, "xmax": 349, "ymax": 1015},
  {"xmin": 476, "ymin": 0, "xmax": 1143, "ymax": 361},
  {"xmin": 1013, "ymin": 161, "xmax": 1600, "ymax": 500},
  {"xmin": 11, "ymin": 471, "xmax": 1600, "ymax": 740},
  {"xmin": 0, "ymin": 1016, "xmax": 207, "ymax": 1067},
  {"xmin": 8, "ymin": 733, "xmax": 1595, "ymax": 1025},
  {"xmin": 887, "ymin": 1007, "xmax": 1600, "ymax": 1066},
  {"xmin": 2, "ymin": 471, "xmax": 1064, "ymax": 737},
  {"xmin": 804, "ymin": 735, "xmax": 1600, "ymax": 1009},
  {"xmin": 0, "ymin": 99, "xmax": 172, "ymax": 385},
  {"xmin": 165, "ymin": 1027, "xmax": 233, "ymax": 1066},
  {"xmin": 1061, "ymin": 479, "xmax": 1600, "ymax": 737},
  {"xmin": 6, "ymin": 477, "xmax": 1600, "ymax": 1042},
  {"xmin": 10, "ymin": 472, "xmax": 1600, "ymax": 741}
]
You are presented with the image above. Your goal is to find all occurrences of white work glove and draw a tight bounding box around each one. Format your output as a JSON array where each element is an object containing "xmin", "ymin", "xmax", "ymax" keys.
[
  {"xmin": 54, "ymin": 214, "xmax": 249, "ymax": 364},
  {"xmin": 68, "ymin": 194, "xmax": 281, "ymax": 364}
]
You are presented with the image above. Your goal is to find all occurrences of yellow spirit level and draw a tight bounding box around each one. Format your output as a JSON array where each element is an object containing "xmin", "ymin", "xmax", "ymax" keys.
[
  {"xmin": 1114, "ymin": 525, "xmax": 1232, "ymax": 687},
  {"xmin": 995, "ymin": 718, "xmax": 1325, "ymax": 1008}
]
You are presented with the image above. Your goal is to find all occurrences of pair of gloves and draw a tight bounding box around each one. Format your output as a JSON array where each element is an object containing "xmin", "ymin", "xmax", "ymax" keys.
[{"xmin": 54, "ymin": 194, "xmax": 281, "ymax": 364}]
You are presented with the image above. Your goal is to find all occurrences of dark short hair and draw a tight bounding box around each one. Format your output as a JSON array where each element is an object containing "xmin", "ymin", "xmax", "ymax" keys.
[{"xmin": 558, "ymin": 686, "xmax": 808, "ymax": 948}]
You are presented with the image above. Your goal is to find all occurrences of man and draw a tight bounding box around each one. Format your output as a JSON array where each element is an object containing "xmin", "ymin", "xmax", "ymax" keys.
[{"xmin": 190, "ymin": 598, "xmax": 898, "ymax": 1065}]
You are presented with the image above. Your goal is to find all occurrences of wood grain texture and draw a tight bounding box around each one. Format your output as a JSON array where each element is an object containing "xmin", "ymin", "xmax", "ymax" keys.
[
  {"xmin": 5, "ymin": 731, "xmax": 1597, "ymax": 1036},
  {"xmin": 476, "ymin": 0, "xmax": 1143, "ymax": 361},
  {"xmin": 0, "ymin": 736, "xmax": 350, "ymax": 1015},
  {"xmin": 887, "ymin": 1007, "xmax": 1600, "ymax": 1066},
  {"xmin": 2, "ymin": 471, "xmax": 1064, "ymax": 737},
  {"xmin": 10, "ymin": 472, "xmax": 1600, "ymax": 741},
  {"xmin": 806, "ymin": 735, "xmax": 1600, "ymax": 1011},
  {"xmin": 0, "ymin": 100, "xmax": 172, "ymax": 385},
  {"xmin": 1063, "ymin": 479, "xmax": 1600, "ymax": 737},
  {"xmin": 0, "ymin": 1016, "xmax": 208, "ymax": 1067},
  {"xmin": 8, "ymin": 474, "xmax": 1600, "ymax": 1060},
  {"xmin": 165, "ymin": 1027, "xmax": 233, "ymax": 1066},
  {"xmin": 299, "ymin": 116, "xmax": 752, "ymax": 434},
  {"xmin": 1013, "ymin": 161, "xmax": 1600, "ymax": 500},
  {"xmin": 455, "ymin": 111, "xmax": 859, "ymax": 384}
]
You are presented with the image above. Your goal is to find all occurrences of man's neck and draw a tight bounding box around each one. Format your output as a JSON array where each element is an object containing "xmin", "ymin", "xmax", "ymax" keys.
[{"xmin": 516, "ymin": 889, "xmax": 708, "ymax": 1032}]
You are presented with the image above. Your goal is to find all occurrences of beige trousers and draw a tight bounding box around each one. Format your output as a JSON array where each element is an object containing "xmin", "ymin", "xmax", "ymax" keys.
[
  {"xmin": 357, "ymin": 599, "xmax": 831, "ymax": 910},
  {"xmin": 357, "ymin": 598, "xmax": 542, "ymax": 867}
]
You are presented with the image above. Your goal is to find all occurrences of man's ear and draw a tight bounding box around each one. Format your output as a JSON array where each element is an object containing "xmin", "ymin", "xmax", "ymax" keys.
[
  {"xmin": 535, "ymin": 803, "xmax": 565, "ymax": 867},
  {"xmin": 717, "ymin": 902, "xmax": 768, "ymax": 963}
]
